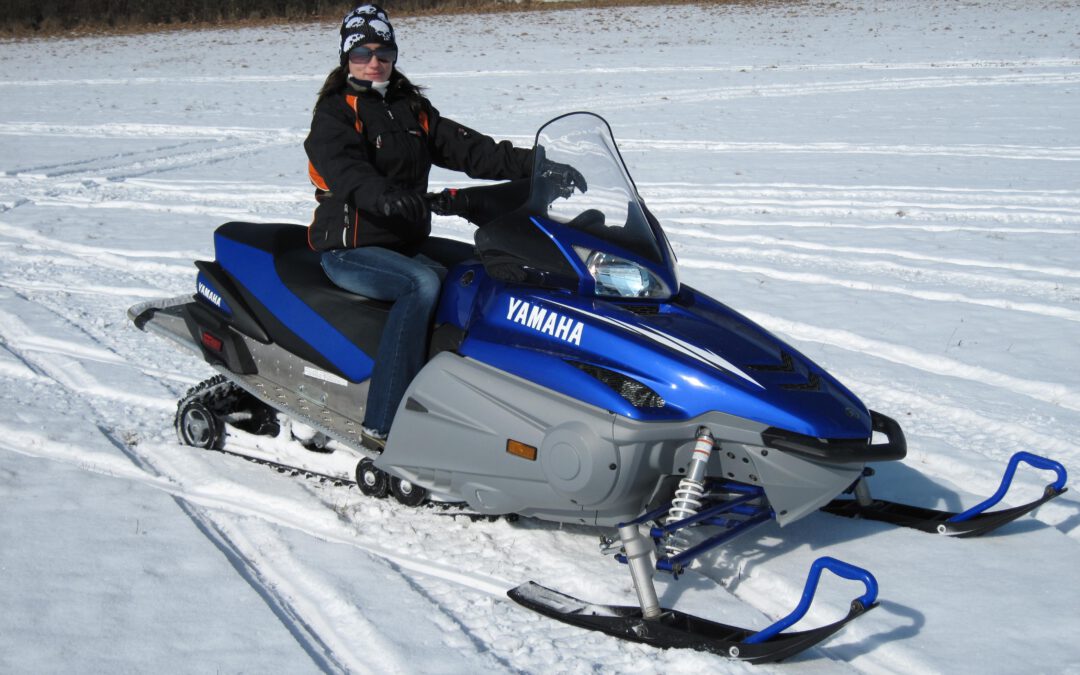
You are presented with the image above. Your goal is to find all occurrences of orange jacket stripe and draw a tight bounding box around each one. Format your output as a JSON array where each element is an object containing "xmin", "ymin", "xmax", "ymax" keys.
[
  {"xmin": 345, "ymin": 94, "xmax": 363, "ymax": 133},
  {"xmin": 308, "ymin": 161, "xmax": 330, "ymax": 191}
]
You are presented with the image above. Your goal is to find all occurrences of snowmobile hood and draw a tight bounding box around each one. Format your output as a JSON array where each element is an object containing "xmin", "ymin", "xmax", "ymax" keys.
[{"xmin": 457, "ymin": 280, "xmax": 872, "ymax": 441}]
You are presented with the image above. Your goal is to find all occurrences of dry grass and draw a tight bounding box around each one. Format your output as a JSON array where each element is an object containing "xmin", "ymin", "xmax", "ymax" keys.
[{"xmin": 1, "ymin": 0, "xmax": 809, "ymax": 40}]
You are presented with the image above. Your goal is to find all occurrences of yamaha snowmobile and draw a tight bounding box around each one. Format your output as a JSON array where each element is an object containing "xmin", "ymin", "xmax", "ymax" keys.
[{"xmin": 129, "ymin": 112, "xmax": 1067, "ymax": 662}]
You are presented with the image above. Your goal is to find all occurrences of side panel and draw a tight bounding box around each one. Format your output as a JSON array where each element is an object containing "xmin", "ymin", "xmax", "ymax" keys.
[
  {"xmin": 385, "ymin": 353, "xmax": 656, "ymax": 525},
  {"xmin": 193, "ymin": 260, "xmax": 269, "ymax": 343}
]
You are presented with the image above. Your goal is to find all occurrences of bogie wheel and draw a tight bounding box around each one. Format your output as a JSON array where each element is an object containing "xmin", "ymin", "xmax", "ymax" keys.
[
  {"xmin": 390, "ymin": 476, "xmax": 428, "ymax": 507},
  {"xmin": 356, "ymin": 458, "xmax": 389, "ymax": 498},
  {"xmin": 176, "ymin": 399, "xmax": 225, "ymax": 450}
]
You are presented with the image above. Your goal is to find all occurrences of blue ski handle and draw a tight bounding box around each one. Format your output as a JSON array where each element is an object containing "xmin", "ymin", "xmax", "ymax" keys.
[
  {"xmin": 948, "ymin": 451, "xmax": 1068, "ymax": 524},
  {"xmin": 743, "ymin": 556, "xmax": 878, "ymax": 645}
]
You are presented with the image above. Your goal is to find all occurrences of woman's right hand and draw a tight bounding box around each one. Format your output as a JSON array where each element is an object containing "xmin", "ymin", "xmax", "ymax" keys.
[{"xmin": 377, "ymin": 189, "xmax": 430, "ymax": 222}]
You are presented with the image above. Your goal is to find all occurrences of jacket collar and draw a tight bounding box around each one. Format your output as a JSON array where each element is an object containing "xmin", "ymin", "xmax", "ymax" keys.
[{"xmin": 347, "ymin": 76, "xmax": 393, "ymax": 98}]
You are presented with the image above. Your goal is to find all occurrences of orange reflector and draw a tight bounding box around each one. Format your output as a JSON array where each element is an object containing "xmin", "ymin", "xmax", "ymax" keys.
[
  {"xmin": 201, "ymin": 331, "xmax": 224, "ymax": 353},
  {"xmin": 506, "ymin": 439, "xmax": 537, "ymax": 461}
]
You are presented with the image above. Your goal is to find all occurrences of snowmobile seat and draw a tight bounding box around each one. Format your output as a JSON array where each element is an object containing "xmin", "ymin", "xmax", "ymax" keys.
[{"xmin": 213, "ymin": 221, "xmax": 391, "ymax": 382}]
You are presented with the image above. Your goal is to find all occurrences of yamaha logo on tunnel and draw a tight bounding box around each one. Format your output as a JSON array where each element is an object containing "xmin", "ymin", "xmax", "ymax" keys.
[
  {"xmin": 196, "ymin": 275, "xmax": 230, "ymax": 315},
  {"xmin": 197, "ymin": 281, "xmax": 222, "ymax": 308}
]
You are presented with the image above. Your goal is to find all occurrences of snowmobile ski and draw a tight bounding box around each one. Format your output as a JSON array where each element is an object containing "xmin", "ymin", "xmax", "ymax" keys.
[
  {"xmin": 822, "ymin": 451, "xmax": 1068, "ymax": 537},
  {"xmin": 509, "ymin": 556, "xmax": 878, "ymax": 663}
]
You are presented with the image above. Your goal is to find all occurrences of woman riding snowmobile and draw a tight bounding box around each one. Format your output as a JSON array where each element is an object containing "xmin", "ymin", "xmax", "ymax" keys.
[{"xmin": 304, "ymin": 3, "xmax": 535, "ymax": 449}]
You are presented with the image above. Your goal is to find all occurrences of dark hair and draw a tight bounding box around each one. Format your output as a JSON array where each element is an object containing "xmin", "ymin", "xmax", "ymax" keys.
[{"xmin": 315, "ymin": 66, "xmax": 426, "ymax": 113}]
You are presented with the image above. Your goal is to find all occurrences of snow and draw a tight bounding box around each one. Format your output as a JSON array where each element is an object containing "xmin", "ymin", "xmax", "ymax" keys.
[{"xmin": 1, "ymin": 0, "xmax": 1078, "ymax": 671}]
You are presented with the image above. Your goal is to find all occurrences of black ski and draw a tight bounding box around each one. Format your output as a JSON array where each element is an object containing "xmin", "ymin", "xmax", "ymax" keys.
[
  {"xmin": 823, "ymin": 451, "xmax": 1068, "ymax": 537},
  {"xmin": 508, "ymin": 580, "xmax": 875, "ymax": 664}
]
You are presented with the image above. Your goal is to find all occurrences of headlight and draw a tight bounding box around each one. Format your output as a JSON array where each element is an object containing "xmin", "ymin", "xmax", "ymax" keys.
[{"xmin": 574, "ymin": 248, "xmax": 671, "ymax": 299}]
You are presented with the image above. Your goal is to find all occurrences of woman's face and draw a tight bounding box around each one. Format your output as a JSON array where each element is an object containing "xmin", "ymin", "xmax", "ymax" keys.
[{"xmin": 347, "ymin": 42, "xmax": 395, "ymax": 83}]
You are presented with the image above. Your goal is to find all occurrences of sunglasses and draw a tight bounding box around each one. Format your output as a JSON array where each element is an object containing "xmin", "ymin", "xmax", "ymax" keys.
[{"xmin": 348, "ymin": 46, "xmax": 398, "ymax": 64}]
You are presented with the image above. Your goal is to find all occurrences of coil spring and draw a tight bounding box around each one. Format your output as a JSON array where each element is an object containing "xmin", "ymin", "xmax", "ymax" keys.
[{"xmin": 664, "ymin": 477, "xmax": 706, "ymax": 555}]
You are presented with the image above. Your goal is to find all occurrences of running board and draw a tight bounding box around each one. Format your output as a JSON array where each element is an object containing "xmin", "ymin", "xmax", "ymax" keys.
[{"xmin": 130, "ymin": 297, "xmax": 372, "ymax": 452}]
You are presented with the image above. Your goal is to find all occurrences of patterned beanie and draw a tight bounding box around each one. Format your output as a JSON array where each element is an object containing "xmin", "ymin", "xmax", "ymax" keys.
[{"xmin": 340, "ymin": 4, "xmax": 396, "ymax": 60}]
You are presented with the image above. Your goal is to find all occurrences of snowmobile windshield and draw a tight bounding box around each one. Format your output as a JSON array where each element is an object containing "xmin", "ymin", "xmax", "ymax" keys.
[
  {"xmin": 475, "ymin": 113, "xmax": 678, "ymax": 300},
  {"xmin": 531, "ymin": 113, "xmax": 664, "ymax": 266}
]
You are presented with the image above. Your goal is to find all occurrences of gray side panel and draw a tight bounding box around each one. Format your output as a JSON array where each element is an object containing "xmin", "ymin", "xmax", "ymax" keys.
[
  {"xmin": 386, "ymin": 353, "xmax": 633, "ymax": 525},
  {"xmin": 743, "ymin": 447, "xmax": 863, "ymax": 525}
]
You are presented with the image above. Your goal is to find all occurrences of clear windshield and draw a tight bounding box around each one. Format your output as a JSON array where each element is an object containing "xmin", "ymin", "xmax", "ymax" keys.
[{"xmin": 531, "ymin": 113, "xmax": 664, "ymax": 265}]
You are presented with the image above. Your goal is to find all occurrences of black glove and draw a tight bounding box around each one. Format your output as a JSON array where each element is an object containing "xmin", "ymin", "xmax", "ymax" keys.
[
  {"xmin": 428, "ymin": 188, "xmax": 462, "ymax": 217},
  {"xmin": 539, "ymin": 159, "xmax": 588, "ymax": 198},
  {"xmin": 377, "ymin": 189, "xmax": 429, "ymax": 223}
]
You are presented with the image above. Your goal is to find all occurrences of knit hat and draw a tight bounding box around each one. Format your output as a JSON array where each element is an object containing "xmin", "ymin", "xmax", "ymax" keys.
[{"xmin": 340, "ymin": 4, "xmax": 396, "ymax": 60}]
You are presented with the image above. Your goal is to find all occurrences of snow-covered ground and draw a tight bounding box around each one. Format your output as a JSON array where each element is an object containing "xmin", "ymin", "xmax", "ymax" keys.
[{"xmin": 2, "ymin": 1, "xmax": 1078, "ymax": 672}]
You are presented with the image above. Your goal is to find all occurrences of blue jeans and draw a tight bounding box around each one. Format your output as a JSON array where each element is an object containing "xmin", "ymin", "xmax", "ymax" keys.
[{"xmin": 320, "ymin": 238, "xmax": 474, "ymax": 434}]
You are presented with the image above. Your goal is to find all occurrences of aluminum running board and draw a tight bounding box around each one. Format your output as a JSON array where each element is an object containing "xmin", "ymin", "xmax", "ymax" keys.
[{"xmin": 130, "ymin": 297, "xmax": 372, "ymax": 457}]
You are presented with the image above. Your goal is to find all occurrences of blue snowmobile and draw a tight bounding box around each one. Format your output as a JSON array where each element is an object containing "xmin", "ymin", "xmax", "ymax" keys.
[{"xmin": 130, "ymin": 112, "xmax": 1067, "ymax": 662}]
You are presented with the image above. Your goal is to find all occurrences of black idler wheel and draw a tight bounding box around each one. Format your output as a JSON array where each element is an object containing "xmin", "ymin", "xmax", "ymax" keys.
[
  {"xmin": 390, "ymin": 476, "xmax": 428, "ymax": 507},
  {"xmin": 356, "ymin": 458, "xmax": 389, "ymax": 498}
]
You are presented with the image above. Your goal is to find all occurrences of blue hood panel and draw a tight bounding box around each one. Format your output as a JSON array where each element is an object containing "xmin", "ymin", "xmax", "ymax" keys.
[{"xmin": 456, "ymin": 280, "xmax": 871, "ymax": 440}]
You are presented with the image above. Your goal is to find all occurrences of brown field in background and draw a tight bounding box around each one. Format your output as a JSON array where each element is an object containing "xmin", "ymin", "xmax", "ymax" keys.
[{"xmin": 0, "ymin": 0, "xmax": 807, "ymax": 39}]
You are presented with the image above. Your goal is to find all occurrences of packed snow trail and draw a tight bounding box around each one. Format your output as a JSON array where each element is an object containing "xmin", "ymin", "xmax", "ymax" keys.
[{"xmin": 2, "ymin": 1, "xmax": 1080, "ymax": 672}]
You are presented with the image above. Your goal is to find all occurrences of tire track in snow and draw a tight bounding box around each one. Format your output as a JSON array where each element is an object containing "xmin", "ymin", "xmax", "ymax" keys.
[
  {"xmin": 668, "ymin": 215, "xmax": 1080, "ymax": 236},
  {"xmin": 680, "ymin": 258, "xmax": 1080, "ymax": 324},
  {"xmin": 742, "ymin": 310, "xmax": 1080, "ymax": 413},
  {"xmin": 663, "ymin": 226, "xmax": 1080, "ymax": 281},
  {"xmin": 0, "ymin": 220, "xmax": 205, "ymax": 292},
  {"xmin": 849, "ymin": 376, "xmax": 1078, "ymax": 476},
  {"xmin": 0, "ymin": 292, "xmax": 177, "ymax": 410},
  {"xmin": 175, "ymin": 505, "xmax": 351, "ymax": 674},
  {"xmin": 75, "ymin": 417, "xmax": 357, "ymax": 673},
  {"xmin": 0, "ymin": 220, "xmax": 204, "ymax": 261},
  {"xmin": 420, "ymin": 57, "xmax": 1080, "ymax": 79},
  {"xmin": 515, "ymin": 71, "xmax": 1080, "ymax": 115},
  {"xmin": 0, "ymin": 287, "xmax": 539, "ymax": 670},
  {"xmin": 3, "ymin": 57, "xmax": 1078, "ymax": 87},
  {"xmin": 0, "ymin": 121, "xmax": 304, "ymax": 143},
  {"xmin": 0, "ymin": 425, "xmax": 516, "ymax": 600},
  {"xmin": 623, "ymin": 138, "xmax": 1080, "ymax": 162},
  {"xmin": 4, "ymin": 139, "xmax": 219, "ymax": 178},
  {"xmin": 643, "ymin": 186, "xmax": 1080, "ymax": 221},
  {"xmin": 21, "ymin": 180, "xmax": 310, "ymax": 223},
  {"xmin": 656, "ymin": 200, "xmax": 1080, "ymax": 228},
  {"xmin": 671, "ymin": 239, "xmax": 1078, "ymax": 303},
  {"xmin": 7, "ymin": 121, "xmax": 1079, "ymax": 164},
  {"xmin": 0, "ymin": 425, "xmax": 539, "ymax": 672},
  {"xmin": 0, "ymin": 125, "xmax": 298, "ymax": 182},
  {"xmin": 643, "ymin": 181, "xmax": 1080, "ymax": 203}
]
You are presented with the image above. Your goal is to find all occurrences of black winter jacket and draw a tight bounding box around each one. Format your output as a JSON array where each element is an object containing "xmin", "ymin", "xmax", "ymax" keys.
[{"xmin": 304, "ymin": 74, "xmax": 533, "ymax": 252}]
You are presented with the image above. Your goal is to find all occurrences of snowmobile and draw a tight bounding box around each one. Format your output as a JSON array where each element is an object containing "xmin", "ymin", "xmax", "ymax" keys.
[{"xmin": 129, "ymin": 112, "xmax": 1068, "ymax": 662}]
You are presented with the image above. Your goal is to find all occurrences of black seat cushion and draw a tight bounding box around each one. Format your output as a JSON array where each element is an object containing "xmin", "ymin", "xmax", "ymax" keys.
[{"xmin": 214, "ymin": 222, "xmax": 390, "ymax": 382}]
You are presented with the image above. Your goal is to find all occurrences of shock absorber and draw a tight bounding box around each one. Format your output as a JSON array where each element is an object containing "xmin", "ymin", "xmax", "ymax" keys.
[{"xmin": 664, "ymin": 426, "xmax": 715, "ymax": 555}]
